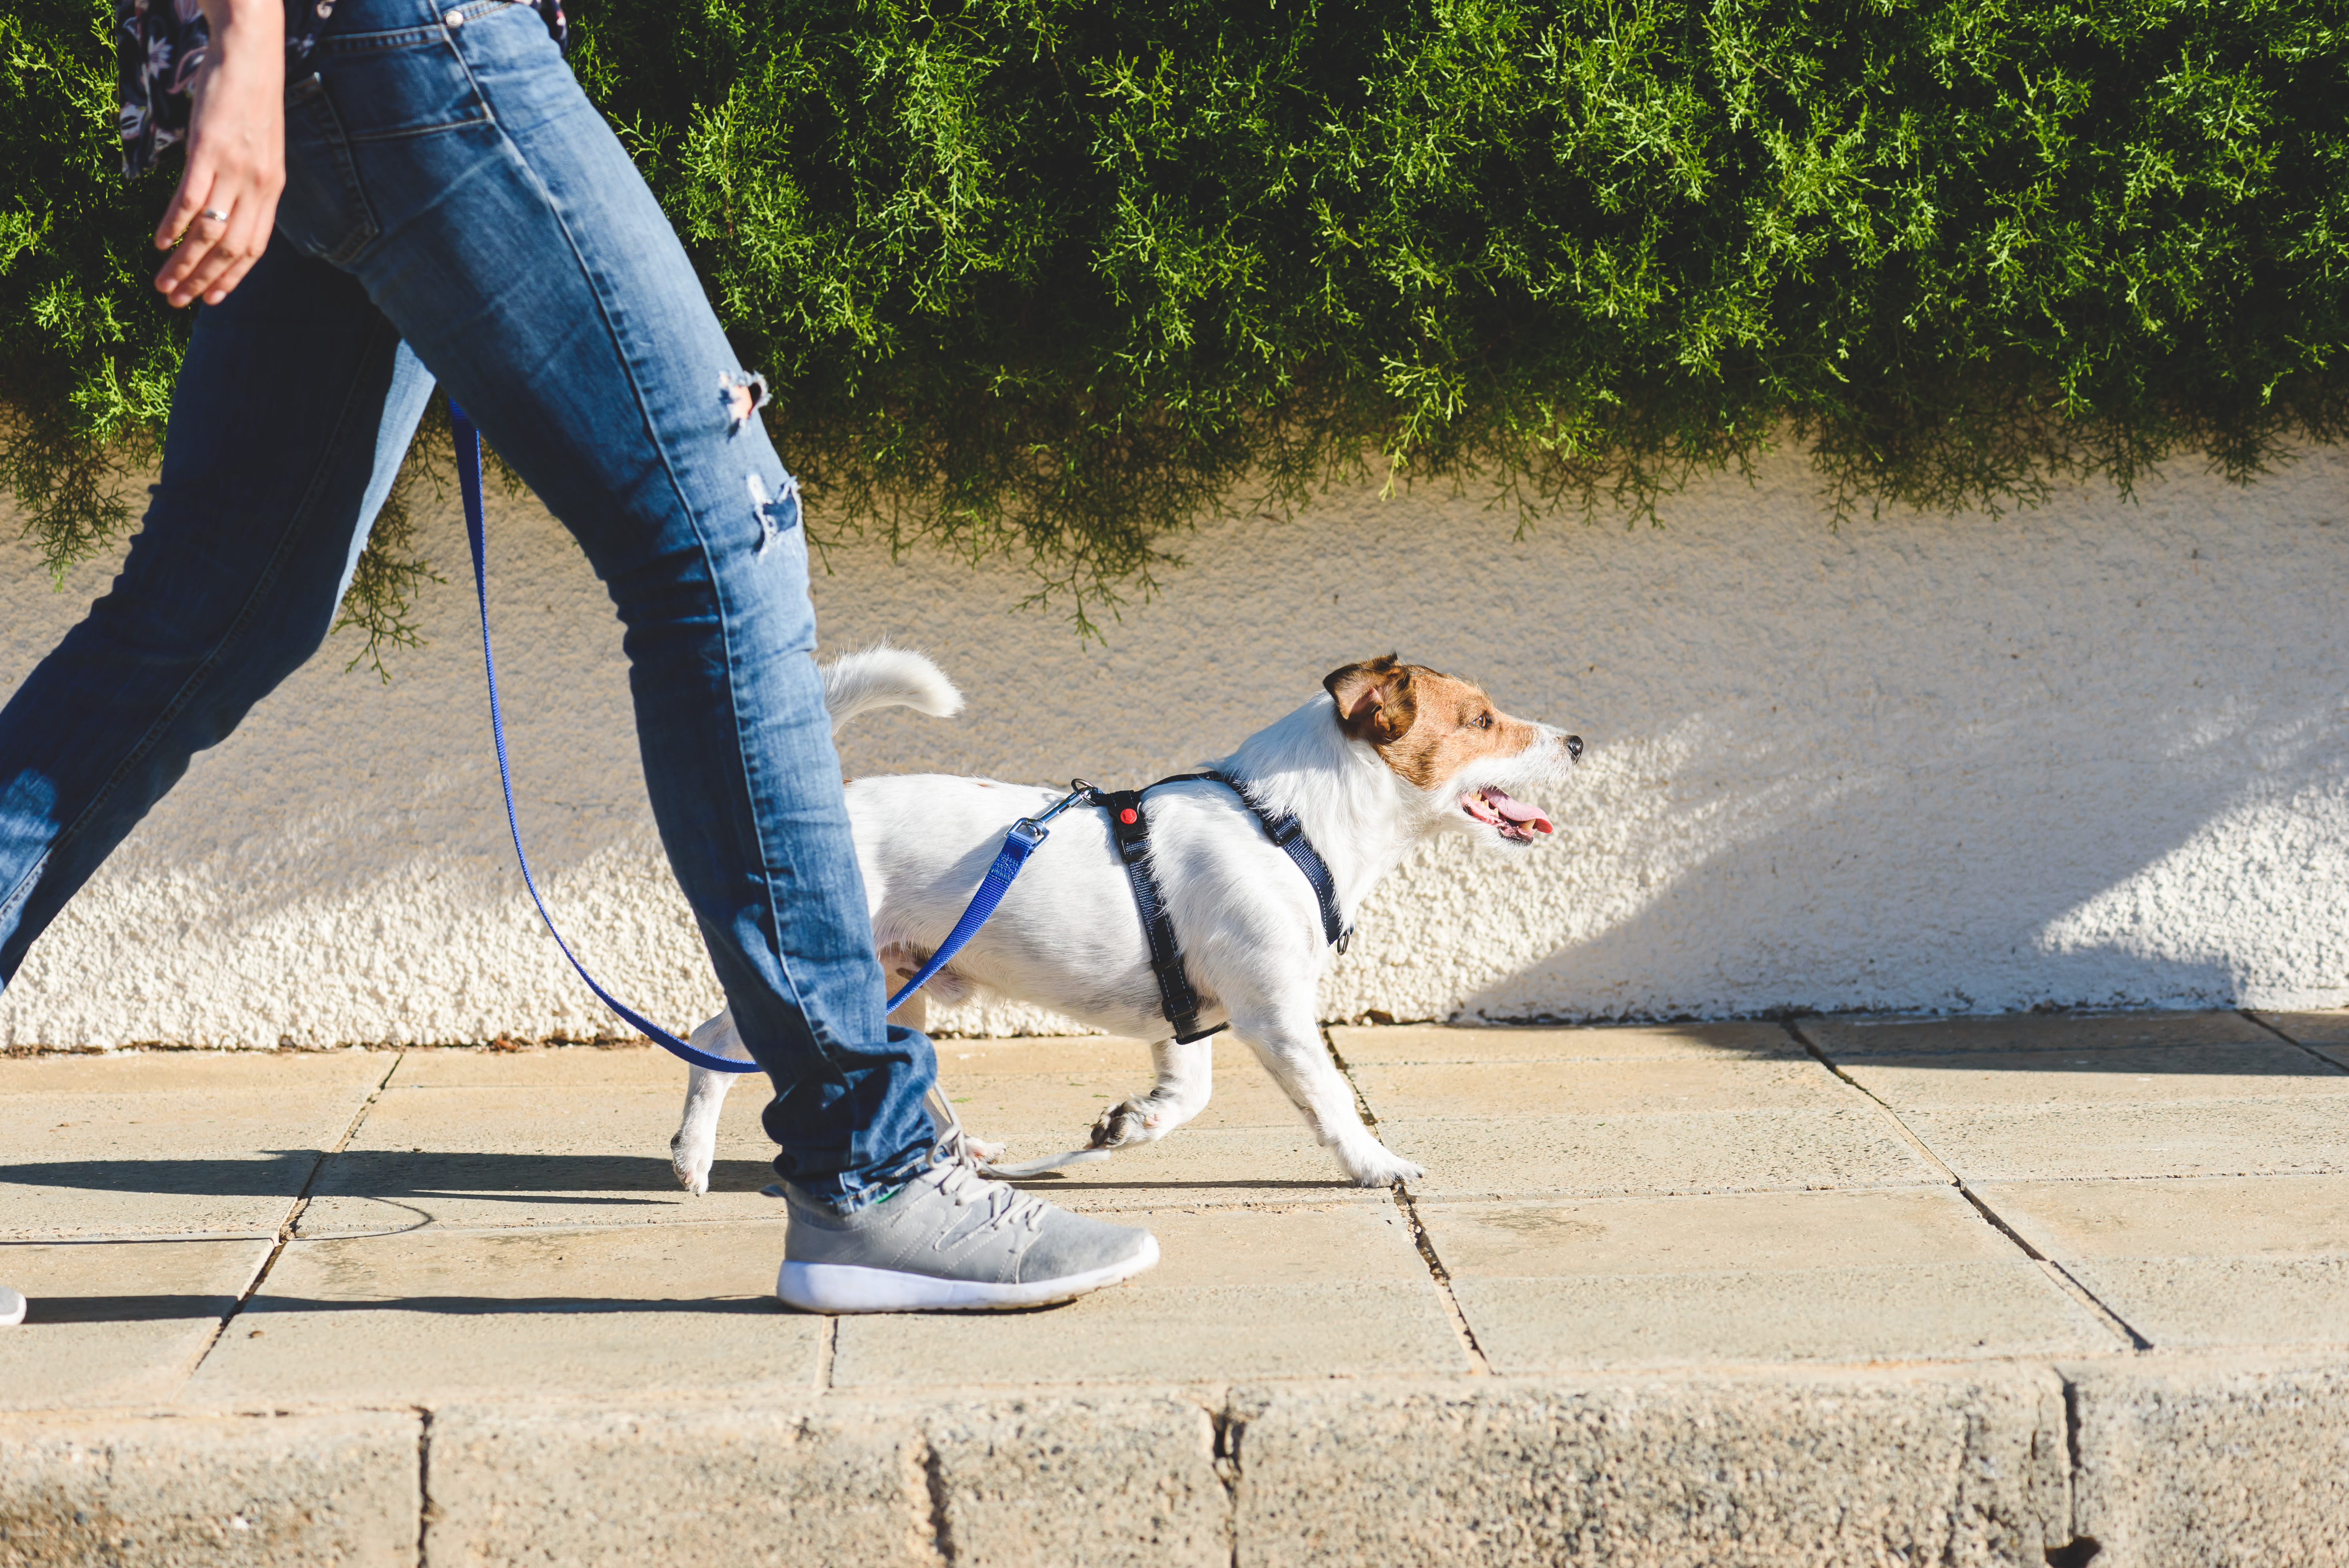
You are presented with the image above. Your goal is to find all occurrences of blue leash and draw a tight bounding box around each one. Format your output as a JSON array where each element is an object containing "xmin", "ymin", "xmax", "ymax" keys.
[{"xmin": 448, "ymin": 403, "xmax": 1054, "ymax": 1073}]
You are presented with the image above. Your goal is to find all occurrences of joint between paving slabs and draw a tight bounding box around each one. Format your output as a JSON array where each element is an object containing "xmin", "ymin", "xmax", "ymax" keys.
[
  {"xmin": 816, "ymin": 1313, "xmax": 839, "ymax": 1390},
  {"xmin": 1780, "ymin": 1021, "xmax": 2152, "ymax": 1353},
  {"xmin": 415, "ymin": 1404, "xmax": 437, "ymax": 1559},
  {"xmin": 1210, "ymin": 1399, "xmax": 1245, "ymax": 1568},
  {"xmin": 916, "ymin": 1432, "xmax": 957, "ymax": 1566},
  {"xmin": 1323, "ymin": 1026, "xmax": 1493, "ymax": 1375},
  {"xmin": 2238, "ymin": 1006, "xmax": 2349, "ymax": 1074},
  {"xmin": 184, "ymin": 1049, "xmax": 408, "ymax": 1379}
]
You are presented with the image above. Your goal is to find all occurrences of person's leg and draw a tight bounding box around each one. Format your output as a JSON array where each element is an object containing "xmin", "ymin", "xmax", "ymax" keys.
[
  {"xmin": 284, "ymin": 0, "xmax": 936, "ymax": 1205},
  {"xmin": 0, "ymin": 244, "xmax": 430, "ymax": 986}
]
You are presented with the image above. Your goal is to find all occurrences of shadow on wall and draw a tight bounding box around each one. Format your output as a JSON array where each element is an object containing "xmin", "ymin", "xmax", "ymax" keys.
[
  {"xmin": 1305, "ymin": 460, "xmax": 2349, "ymax": 1023},
  {"xmin": 1445, "ymin": 690, "xmax": 2348, "ymax": 1022}
]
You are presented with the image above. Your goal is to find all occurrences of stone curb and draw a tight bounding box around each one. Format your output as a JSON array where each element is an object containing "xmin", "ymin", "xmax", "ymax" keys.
[{"xmin": 4, "ymin": 1355, "xmax": 2344, "ymax": 1566}]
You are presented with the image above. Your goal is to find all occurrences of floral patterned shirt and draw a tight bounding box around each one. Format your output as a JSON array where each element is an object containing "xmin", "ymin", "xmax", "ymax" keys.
[{"xmin": 115, "ymin": 0, "xmax": 566, "ymax": 178}]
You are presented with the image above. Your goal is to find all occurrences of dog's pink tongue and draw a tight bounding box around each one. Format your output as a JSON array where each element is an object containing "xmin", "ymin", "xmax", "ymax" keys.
[{"xmin": 1485, "ymin": 788, "xmax": 1553, "ymax": 834}]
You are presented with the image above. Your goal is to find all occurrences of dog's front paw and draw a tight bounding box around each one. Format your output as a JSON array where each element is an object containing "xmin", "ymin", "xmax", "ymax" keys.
[
  {"xmin": 1335, "ymin": 1140, "xmax": 1424, "ymax": 1188},
  {"xmin": 670, "ymin": 1129, "xmax": 715, "ymax": 1196}
]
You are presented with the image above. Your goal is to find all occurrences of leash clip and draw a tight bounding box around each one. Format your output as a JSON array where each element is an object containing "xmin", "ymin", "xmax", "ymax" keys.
[{"xmin": 1017, "ymin": 780, "xmax": 1096, "ymax": 837}]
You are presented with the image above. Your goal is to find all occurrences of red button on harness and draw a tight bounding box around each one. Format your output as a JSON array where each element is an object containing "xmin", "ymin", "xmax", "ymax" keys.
[{"xmin": 1119, "ymin": 808, "xmax": 1138, "ymax": 825}]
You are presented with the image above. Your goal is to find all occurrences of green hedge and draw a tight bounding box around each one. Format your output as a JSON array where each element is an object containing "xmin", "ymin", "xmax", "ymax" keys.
[{"xmin": 7, "ymin": 0, "xmax": 2349, "ymax": 648}]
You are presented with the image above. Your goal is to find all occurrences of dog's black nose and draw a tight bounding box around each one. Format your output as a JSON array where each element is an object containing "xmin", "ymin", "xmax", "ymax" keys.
[{"xmin": 1564, "ymin": 734, "xmax": 1584, "ymax": 761}]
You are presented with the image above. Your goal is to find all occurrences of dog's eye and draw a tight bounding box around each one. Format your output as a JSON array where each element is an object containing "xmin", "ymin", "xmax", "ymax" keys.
[{"xmin": 1475, "ymin": 713, "xmax": 1492, "ymax": 730}]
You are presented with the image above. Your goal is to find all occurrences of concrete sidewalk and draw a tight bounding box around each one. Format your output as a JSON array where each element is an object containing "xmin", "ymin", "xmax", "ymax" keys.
[{"xmin": 4, "ymin": 1010, "xmax": 2347, "ymax": 1566}]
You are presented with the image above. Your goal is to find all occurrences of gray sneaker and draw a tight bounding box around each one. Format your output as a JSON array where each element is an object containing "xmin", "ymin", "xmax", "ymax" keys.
[
  {"xmin": 776, "ymin": 1105, "xmax": 1157, "ymax": 1313},
  {"xmin": 0, "ymin": 1286, "xmax": 23, "ymax": 1327}
]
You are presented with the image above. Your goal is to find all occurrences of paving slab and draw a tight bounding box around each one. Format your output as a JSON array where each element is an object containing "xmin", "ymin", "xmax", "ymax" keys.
[
  {"xmin": 2255, "ymin": 1009, "xmax": 2349, "ymax": 1055},
  {"xmin": 1420, "ymin": 1190, "xmax": 2116, "ymax": 1369},
  {"xmin": 1420, "ymin": 1188, "xmax": 2007, "ymax": 1276},
  {"xmin": 183, "ymin": 1221, "xmax": 817, "ymax": 1406},
  {"xmin": 0, "ymin": 1409, "xmax": 420, "ymax": 1567},
  {"xmin": 934, "ymin": 1035, "xmax": 1195, "ymax": 1079},
  {"xmin": 831, "ymin": 1205, "xmax": 1464, "ymax": 1387},
  {"xmin": 1980, "ymin": 1173, "xmax": 2349, "ymax": 1260},
  {"xmin": 2069, "ymin": 1354, "xmax": 2349, "ymax": 1568},
  {"xmin": 294, "ymin": 1084, "xmax": 775, "ymax": 1235},
  {"xmin": 0, "ymin": 1051, "xmax": 390, "ymax": 1238},
  {"xmin": 1329, "ymin": 1021, "xmax": 1803, "ymax": 1065},
  {"xmin": 1451, "ymin": 1262, "xmax": 2116, "ymax": 1370},
  {"xmin": 1351, "ymin": 1055, "xmax": 1855, "ymax": 1120},
  {"xmin": 1892, "ymin": 1099, "xmax": 2349, "ymax": 1182},
  {"xmin": 1001, "ymin": 1127, "xmax": 1386, "ymax": 1211},
  {"xmin": 938, "ymin": 1037, "xmax": 1308, "ymax": 1139},
  {"xmin": 1800, "ymin": 1007, "xmax": 2274, "ymax": 1058},
  {"xmin": 1232, "ymin": 1369, "xmax": 2072, "ymax": 1568},
  {"xmin": 0, "ymin": 1237, "xmax": 271, "ymax": 1410},
  {"xmin": 2065, "ymin": 1257, "xmax": 2349, "ymax": 1349},
  {"xmin": 1835, "ymin": 1042, "xmax": 2349, "ymax": 1108},
  {"xmin": 1977, "ymin": 1175, "xmax": 2349, "ymax": 1351},
  {"xmin": 387, "ymin": 1043, "xmax": 687, "ymax": 1088},
  {"xmin": 0, "ymin": 1050, "xmax": 390, "ymax": 1095},
  {"xmin": 1386, "ymin": 1106, "xmax": 1940, "ymax": 1199}
]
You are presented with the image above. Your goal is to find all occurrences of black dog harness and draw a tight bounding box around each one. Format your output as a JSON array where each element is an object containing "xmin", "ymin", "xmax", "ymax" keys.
[{"xmin": 1075, "ymin": 772, "xmax": 1351, "ymax": 1044}]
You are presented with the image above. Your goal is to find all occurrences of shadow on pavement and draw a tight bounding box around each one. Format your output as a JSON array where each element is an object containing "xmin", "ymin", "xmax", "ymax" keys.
[
  {"xmin": 1, "ymin": 1151, "xmax": 779, "ymax": 1203},
  {"xmin": 25, "ymin": 1293, "xmax": 780, "ymax": 1323}
]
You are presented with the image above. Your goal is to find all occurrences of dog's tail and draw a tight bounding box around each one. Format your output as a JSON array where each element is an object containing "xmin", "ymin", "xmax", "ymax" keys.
[{"xmin": 821, "ymin": 644, "xmax": 964, "ymax": 732}]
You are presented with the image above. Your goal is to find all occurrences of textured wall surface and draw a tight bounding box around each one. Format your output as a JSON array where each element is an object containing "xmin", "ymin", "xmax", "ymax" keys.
[{"xmin": 3, "ymin": 445, "xmax": 2345, "ymax": 1047}]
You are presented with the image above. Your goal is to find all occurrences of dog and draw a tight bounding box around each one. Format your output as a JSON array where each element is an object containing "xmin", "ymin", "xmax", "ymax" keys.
[{"xmin": 668, "ymin": 648, "xmax": 1582, "ymax": 1191}]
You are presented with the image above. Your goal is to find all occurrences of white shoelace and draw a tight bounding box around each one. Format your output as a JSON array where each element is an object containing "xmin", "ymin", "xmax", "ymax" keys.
[{"xmin": 921, "ymin": 1093, "xmax": 1051, "ymax": 1242}]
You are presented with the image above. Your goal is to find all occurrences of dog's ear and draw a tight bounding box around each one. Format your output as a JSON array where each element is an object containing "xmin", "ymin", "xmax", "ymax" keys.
[{"xmin": 1323, "ymin": 654, "xmax": 1417, "ymax": 743}]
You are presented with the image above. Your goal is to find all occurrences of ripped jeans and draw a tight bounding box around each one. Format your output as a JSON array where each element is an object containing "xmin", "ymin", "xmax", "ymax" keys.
[{"xmin": 0, "ymin": 0, "xmax": 937, "ymax": 1208}]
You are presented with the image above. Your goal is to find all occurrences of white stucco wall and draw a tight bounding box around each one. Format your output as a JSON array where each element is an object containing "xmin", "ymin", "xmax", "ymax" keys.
[{"xmin": 2, "ymin": 444, "xmax": 2345, "ymax": 1047}]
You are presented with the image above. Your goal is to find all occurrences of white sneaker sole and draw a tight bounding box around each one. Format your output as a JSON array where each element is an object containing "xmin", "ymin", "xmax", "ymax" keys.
[{"xmin": 776, "ymin": 1234, "xmax": 1159, "ymax": 1313}]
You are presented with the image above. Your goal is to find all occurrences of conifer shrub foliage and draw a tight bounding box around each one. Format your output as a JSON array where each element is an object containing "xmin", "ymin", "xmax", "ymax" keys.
[{"xmin": 6, "ymin": 0, "xmax": 2349, "ymax": 642}]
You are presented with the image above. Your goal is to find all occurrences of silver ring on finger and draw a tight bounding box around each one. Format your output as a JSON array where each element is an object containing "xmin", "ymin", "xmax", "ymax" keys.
[{"xmin": 201, "ymin": 207, "xmax": 231, "ymax": 223}]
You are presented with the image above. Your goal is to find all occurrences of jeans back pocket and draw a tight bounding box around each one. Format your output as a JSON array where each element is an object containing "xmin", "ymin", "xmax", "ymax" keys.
[{"xmin": 314, "ymin": 4, "xmax": 501, "ymax": 143}]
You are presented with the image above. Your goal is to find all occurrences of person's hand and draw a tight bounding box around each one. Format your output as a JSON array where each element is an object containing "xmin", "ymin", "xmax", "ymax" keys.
[{"xmin": 155, "ymin": 0, "xmax": 286, "ymax": 308}]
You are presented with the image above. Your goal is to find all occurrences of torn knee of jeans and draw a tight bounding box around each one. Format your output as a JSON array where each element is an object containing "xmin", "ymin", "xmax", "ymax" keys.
[
  {"xmin": 720, "ymin": 370, "xmax": 771, "ymax": 435},
  {"xmin": 745, "ymin": 470, "xmax": 801, "ymax": 554}
]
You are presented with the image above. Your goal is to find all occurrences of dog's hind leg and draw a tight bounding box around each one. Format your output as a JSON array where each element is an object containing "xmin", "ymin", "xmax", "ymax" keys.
[
  {"xmin": 1234, "ymin": 1010, "xmax": 1424, "ymax": 1187},
  {"xmin": 1089, "ymin": 1034, "xmax": 1215, "ymax": 1152},
  {"xmin": 670, "ymin": 1009, "xmax": 754, "ymax": 1195}
]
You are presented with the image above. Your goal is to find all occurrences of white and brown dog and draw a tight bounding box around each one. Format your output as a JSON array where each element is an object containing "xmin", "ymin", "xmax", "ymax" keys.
[{"xmin": 668, "ymin": 649, "xmax": 1581, "ymax": 1191}]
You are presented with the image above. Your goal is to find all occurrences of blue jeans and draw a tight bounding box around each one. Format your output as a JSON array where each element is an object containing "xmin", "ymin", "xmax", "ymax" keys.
[{"xmin": 0, "ymin": 0, "xmax": 936, "ymax": 1209}]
